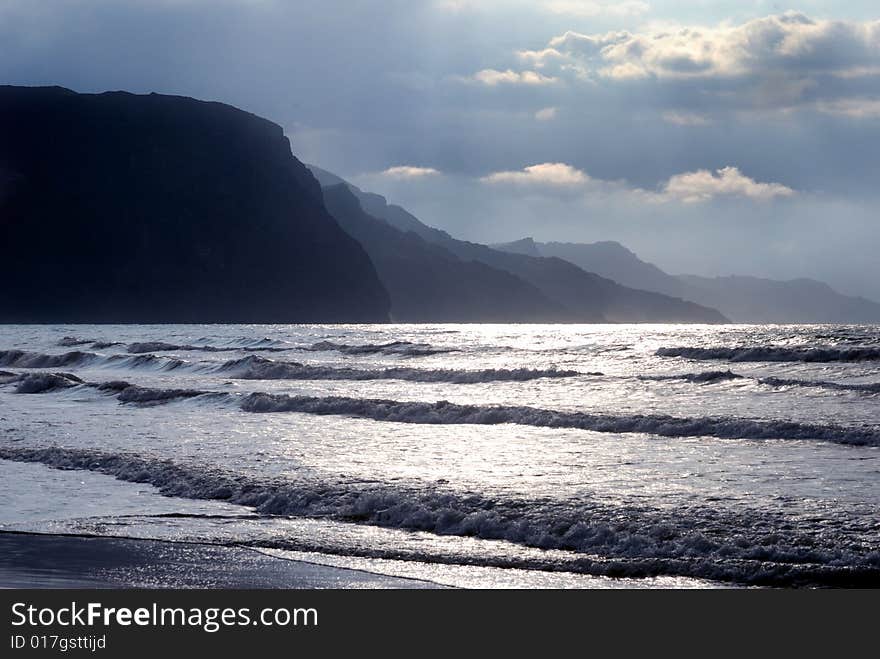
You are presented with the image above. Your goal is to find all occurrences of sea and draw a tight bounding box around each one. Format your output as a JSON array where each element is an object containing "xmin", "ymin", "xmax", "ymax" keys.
[{"xmin": 1, "ymin": 323, "xmax": 878, "ymax": 588}]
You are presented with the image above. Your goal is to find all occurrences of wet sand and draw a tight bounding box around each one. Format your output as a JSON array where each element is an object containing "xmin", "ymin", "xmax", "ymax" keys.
[{"xmin": 0, "ymin": 532, "xmax": 442, "ymax": 589}]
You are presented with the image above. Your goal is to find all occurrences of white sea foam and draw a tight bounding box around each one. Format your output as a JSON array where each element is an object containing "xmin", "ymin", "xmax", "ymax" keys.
[{"xmin": 0, "ymin": 446, "xmax": 876, "ymax": 587}]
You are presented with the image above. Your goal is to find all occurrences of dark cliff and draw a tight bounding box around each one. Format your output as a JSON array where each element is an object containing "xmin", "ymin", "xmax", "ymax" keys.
[{"xmin": 0, "ymin": 86, "xmax": 390, "ymax": 322}]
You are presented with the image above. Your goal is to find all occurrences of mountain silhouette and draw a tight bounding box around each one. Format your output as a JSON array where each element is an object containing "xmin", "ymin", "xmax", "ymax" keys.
[
  {"xmin": 0, "ymin": 86, "xmax": 389, "ymax": 322},
  {"xmin": 677, "ymin": 275, "xmax": 880, "ymax": 324},
  {"xmin": 322, "ymin": 184, "xmax": 568, "ymax": 322},
  {"xmin": 310, "ymin": 167, "xmax": 727, "ymax": 323},
  {"xmin": 495, "ymin": 239, "xmax": 880, "ymax": 323}
]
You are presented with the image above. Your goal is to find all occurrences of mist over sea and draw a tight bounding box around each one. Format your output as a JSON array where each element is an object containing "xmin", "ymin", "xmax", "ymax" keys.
[{"xmin": 2, "ymin": 323, "xmax": 879, "ymax": 588}]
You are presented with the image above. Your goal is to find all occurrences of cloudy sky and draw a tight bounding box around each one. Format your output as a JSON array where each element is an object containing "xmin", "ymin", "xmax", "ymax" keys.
[{"xmin": 3, "ymin": 0, "xmax": 879, "ymax": 298}]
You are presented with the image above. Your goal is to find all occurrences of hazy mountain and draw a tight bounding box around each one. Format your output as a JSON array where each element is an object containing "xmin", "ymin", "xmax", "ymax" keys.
[
  {"xmin": 523, "ymin": 240, "xmax": 685, "ymax": 299},
  {"xmin": 677, "ymin": 275, "xmax": 880, "ymax": 324},
  {"xmin": 310, "ymin": 166, "xmax": 456, "ymax": 245},
  {"xmin": 311, "ymin": 167, "xmax": 727, "ymax": 324},
  {"xmin": 321, "ymin": 184, "xmax": 568, "ymax": 322},
  {"xmin": 0, "ymin": 86, "xmax": 390, "ymax": 323},
  {"xmin": 494, "ymin": 238, "xmax": 880, "ymax": 323},
  {"xmin": 493, "ymin": 237, "xmax": 541, "ymax": 258}
]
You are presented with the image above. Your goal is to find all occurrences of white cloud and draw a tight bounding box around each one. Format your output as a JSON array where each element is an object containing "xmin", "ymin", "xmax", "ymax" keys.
[
  {"xmin": 663, "ymin": 166, "xmax": 795, "ymax": 203},
  {"xmin": 435, "ymin": 0, "xmax": 649, "ymax": 18},
  {"xmin": 662, "ymin": 111, "xmax": 712, "ymax": 126},
  {"xmin": 481, "ymin": 162, "xmax": 589, "ymax": 186},
  {"xmin": 467, "ymin": 68, "xmax": 557, "ymax": 86},
  {"xmin": 433, "ymin": 0, "xmax": 473, "ymax": 10},
  {"xmin": 539, "ymin": 1, "xmax": 649, "ymax": 18},
  {"xmin": 535, "ymin": 106, "xmax": 558, "ymax": 121},
  {"xmin": 581, "ymin": 13, "xmax": 879, "ymax": 81},
  {"xmin": 481, "ymin": 162, "xmax": 795, "ymax": 203},
  {"xmin": 379, "ymin": 166, "xmax": 441, "ymax": 179},
  {"xmin": 516, "ymin": 13, "xmax": 880, "ymax": 115},
  {"xmin": 814, "ymin": 97, "xmax": 880, "ymax": 118}
]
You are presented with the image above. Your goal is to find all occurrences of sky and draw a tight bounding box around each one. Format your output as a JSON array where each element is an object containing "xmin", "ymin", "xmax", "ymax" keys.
[{"xmin": 2, "ymin": 0, "xmax": 879, "ymax": 298}]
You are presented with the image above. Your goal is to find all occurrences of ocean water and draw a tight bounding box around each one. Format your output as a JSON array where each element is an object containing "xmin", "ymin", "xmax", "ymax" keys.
[{"xmin": 1, "ymin": 323, "xmax": 878, "ymax": 588}]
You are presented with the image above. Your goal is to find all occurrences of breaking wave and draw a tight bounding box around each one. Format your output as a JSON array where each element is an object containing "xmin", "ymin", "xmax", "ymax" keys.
[
  {"xmin": 0, "ymin": 349, "xmax": 582, "ymax": 384},
  {"xmin": 108, "ymin": 354, "xmax": 188, "ymax": 371},
  {"xmin": 0, "ymin": 446, "xmax": 876, "ymax": 587},
  {"xmin": 639, "ymin": 370, "xmax": 880, "ymax": 395},
  {"xmin": 12, "ymin": 372, "xmax": 85, "ymax": 394},
  {"xmin": 759, "ymin": 376, "xmax": 880, "ymax": 395},
  {"xmin": 127, "ymin": 341, "xmax": 288, "ymax": 354},
  {"xmin": 91, "ymin": 341, "xmax": 124, "ymax": 350},
  {"xmin": 57, "ymin": 336, "xmax": 94, "ymax": 347},
  {"xmin": 307, "ymin": 340, "xmax": 455, "ymax": 357},
  {"xmin": 115, "ymin": 385, "xmax": 211, "ymax": 405},
  {"xmin": 0, "ymin": 350, "xmax": 101, "ymax": 369},
  {"xmin": 657, "ymin": 346, "xmax": 880, "ymax": 362},
  {"xmin": 239, "ymin": 392, "xmax": 880, "ymax": 446},
  {"xmin": 217, "ymin": 355, "xmax": 582, "ymax": 384},
  {"xmin": 8, "ymin": 372, "xmax": 878, "ymax": 445},
  {"xmin": 57, "ymin": 337, "xmax": 124, "ymax": 349},
  {"xmin": 0, "ymin": 349, "xmax": 188, "ymax": 372},
  {"xmin": 639, "ymin": 370, "xmax": 744, "ymax": 384}
]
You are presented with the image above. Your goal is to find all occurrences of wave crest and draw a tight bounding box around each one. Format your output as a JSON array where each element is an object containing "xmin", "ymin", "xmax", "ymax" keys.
[
  {"xmin": 13, "ymin": 372, "xmax": 84, "ymax": 394},
  {"xmin": 639, "ymin": 370, "xmax": 743, "ymax": 384},
  {"xmin": 240, "ymin": 392, "xmax": 880, "ymax": 446},
  {"xmin": 0, "ymin": 350, "xmax": 100, "ymax": 369},
  {"xmin": 307, "ymin": 340, "xmax": 454, "ymax": 357},
  {"xmin": 218, "ymin": 355, "xmax": 583, "ymax": 384},
  {"xmin": 657, "ymin": 346, "xmax": 880, "ymax": 362}
]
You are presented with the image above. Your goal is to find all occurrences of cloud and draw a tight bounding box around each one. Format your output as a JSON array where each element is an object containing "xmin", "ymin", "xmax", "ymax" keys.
[
  {"xmin": 516, "ymin": 13, "xmax": 880, "ymax": 115},
  {"xmin": 662, "ymin": 111, "xmax": 712, "ymax": 126},
  {"xmin": 535, "ymin": 106, "xmax": 557, "ymax": 120},
  {"xmin": 435, "ymin": 0, "xmax": 649, "ymax": 18},
  {"xmin": 815, "ymin": 97, "xmax": 880, "ymax": 118},
  {"xmin": 539, "ymin": 1, "xmax": 649, "ymax": 18},
  {"xmin": 379, "ymin": 166, "xmax": 441, "ymax": 179},
  {"xmin": 481, "ymin": 162, "xmax": 589, "ymax": 186},
  {"xmin": 550, "ymin": 13, "xmax": 880, "ymax": 81},
  {"xmin": 465, "ymin": 68, "xmax": 557, "ymax": 86},
  {"xmin": 481, "ymin": 162, "xmax": 794, "ymax": 203},
  {"xmin": 663, "ymin": 166, "xmax": 795, "ymax": 203}
]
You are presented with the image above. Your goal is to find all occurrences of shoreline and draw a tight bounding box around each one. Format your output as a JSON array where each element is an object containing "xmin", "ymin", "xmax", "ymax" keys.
[{"xmin": 0, "ymin": 531, "xmax": 442, "ymax": 589}]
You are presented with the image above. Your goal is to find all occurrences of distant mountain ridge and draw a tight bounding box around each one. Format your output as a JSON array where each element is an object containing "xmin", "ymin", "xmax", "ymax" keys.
[
  {"xmin": 493, "ymin": 238, "xmax": 880, "ymax": 324},
  {"xmin": 322, "ymin": 183, "xmax": 569, "ymax": 322},
  {"xmin": 677, "ymin": 275, "xmax": 880, "ymax": 324},
  {"xmin": 309, "ymin": 166, "xmax": 728, "ymax": 324}
]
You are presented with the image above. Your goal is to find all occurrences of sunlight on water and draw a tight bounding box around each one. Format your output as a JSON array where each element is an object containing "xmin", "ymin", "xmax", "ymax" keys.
[{"xmin": 1, "ymin": 323, "xmax": 879, "ymax": 587}]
